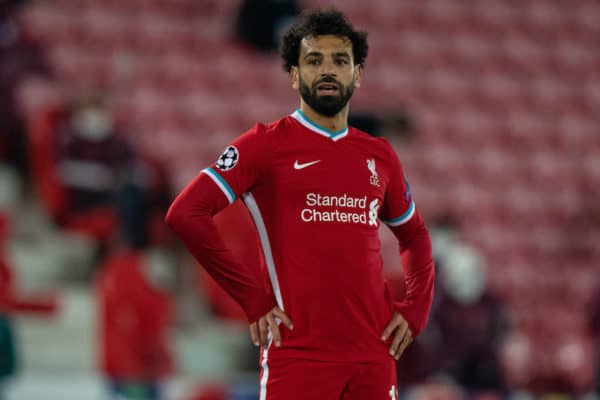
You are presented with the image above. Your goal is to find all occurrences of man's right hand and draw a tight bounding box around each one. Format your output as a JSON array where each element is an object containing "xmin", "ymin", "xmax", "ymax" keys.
[{"xmin": 250, "ymin": 306, "xmax": 293, "ymax": 348}]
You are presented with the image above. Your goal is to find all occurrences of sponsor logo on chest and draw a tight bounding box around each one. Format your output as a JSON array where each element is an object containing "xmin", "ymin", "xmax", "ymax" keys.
[
  {"xmin": 300, "ymin": 192, "xmax": 380, "ymax": 226},
  {"xmin": 295, "ymin": 157, "xmax": 383, "ymax": 226}
]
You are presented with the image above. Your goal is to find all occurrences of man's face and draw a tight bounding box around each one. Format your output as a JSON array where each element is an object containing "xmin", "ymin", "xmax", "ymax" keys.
[{"xmin": 292, "ymin": 35, "xmax": 362, "ymax": 117}]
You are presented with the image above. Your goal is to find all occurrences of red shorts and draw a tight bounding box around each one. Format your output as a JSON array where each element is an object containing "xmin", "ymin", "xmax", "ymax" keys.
[{"xmin": 258, "ymin": 346, "xmax": 398, "ymax": 400}]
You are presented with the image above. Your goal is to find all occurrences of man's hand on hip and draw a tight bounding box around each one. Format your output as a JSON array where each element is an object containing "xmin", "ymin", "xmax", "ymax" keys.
[
  {"xmin": 250, "ymin": 306, "xmax": 293, "ymax": 348},
  {"xmin": 381, "ymin": 312, "xmax": 413, "ymax": 360}
]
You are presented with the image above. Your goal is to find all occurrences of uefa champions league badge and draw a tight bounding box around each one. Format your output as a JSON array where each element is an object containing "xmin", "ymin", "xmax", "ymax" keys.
[{"xmin": 215, "ymin": 145, "xmax": 239, "ymax": 171}]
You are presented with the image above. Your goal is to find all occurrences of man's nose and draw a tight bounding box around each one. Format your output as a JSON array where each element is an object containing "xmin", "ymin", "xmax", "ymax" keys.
[{"xmin": 319, "ymin": 59, "xmax": 336, "ymax": 76}]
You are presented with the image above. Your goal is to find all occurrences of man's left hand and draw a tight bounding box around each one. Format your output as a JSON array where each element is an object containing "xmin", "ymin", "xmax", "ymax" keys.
[{"xmin": 381, "ymin": 312, "xmax": 413, "ymax": 360}]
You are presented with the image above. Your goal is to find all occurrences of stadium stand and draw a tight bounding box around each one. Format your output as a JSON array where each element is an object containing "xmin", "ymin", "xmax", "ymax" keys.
[{"xmin": 7, "ymin": 0, "xmax": 600, "ymax": 396}]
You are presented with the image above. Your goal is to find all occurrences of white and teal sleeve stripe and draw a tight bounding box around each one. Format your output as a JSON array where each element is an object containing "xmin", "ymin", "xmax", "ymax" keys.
[
  {"xmin": 383, "ymin": 201, "xmax": 416, "ymax": 227},
  {"xmin": 202, "ymin": 167, "xmax": 236, "ymax": 204}
]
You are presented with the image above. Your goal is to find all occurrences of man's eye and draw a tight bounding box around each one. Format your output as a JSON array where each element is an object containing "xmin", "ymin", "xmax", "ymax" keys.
[
  {"xmin": 308, "ymin": 59, "xmax": 321, "ymax": 65},
  {"xmin": 335, "ymin": 59, "xmax": 349, "ymax": 65}
]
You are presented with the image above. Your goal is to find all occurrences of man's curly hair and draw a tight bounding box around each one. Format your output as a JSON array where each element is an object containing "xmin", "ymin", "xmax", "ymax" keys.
[{"xmin": 280, "ymin": 9, "xmax": 369, "ymax": 72}]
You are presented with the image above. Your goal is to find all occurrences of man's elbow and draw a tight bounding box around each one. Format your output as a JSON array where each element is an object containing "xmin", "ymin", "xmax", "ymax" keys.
[
  {"xmin": 393, "ymin": 215, "xmax": 430, "ymax": 248},
  {"xmin": 165, "ymin": 201, "xmax": 186, "ymax": 232}
]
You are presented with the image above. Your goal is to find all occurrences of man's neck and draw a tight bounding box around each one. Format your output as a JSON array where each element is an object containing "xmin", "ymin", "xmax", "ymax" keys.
[{"xmin": 299, "ymin": 102, "xmax": 348, "ymax": 132}]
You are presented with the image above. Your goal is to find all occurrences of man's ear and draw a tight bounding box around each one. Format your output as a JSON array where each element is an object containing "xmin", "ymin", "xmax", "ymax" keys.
[
  {"xmin": 354, "ymin": 64, "xmax": 363, "ymax": 89},
  {"xmin": 290, "ymin": 66, "xmax": 299, "ymax": 90}
]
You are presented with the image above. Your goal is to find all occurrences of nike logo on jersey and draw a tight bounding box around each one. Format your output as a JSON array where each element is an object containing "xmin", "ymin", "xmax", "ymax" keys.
[{"xmin": 294, "ymin": 160, "xmax": 321, "ymax": 170}]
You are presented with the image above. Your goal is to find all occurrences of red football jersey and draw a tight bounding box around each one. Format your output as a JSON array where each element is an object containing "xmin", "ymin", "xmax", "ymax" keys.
[{"xmin": 167, "ymin": 110, "xmax": 434, "ymax": 363}]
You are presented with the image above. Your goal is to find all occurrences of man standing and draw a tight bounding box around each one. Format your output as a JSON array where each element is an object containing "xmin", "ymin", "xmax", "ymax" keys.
[{"xmin": 167, "ymin": 9, "xmax": 435, "ymax": 399}]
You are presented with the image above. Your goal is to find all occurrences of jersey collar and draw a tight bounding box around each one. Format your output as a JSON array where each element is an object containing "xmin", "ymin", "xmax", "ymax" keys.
[{"xmin": 291, "ymin": 109, "xmax": 349, "ymax": 141}]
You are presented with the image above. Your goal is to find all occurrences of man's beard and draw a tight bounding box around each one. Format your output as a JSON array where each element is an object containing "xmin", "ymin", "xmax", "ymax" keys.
[{"xmin": 299, "ymin": 75, "xmax": 355, "ymax": 117}]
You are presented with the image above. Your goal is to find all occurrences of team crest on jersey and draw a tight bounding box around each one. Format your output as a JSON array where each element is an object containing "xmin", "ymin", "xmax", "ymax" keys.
[
  {"xmin": 367, "ymin": 158, "xmax": 380, "ymax": 187},
  {"xmin": 215, "ymin": 146, "xmax": 239, "ymax": 171}
]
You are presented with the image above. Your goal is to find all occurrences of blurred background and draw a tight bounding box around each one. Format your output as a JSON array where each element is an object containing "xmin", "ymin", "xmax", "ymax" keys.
[{"xmin": 0, "ymin": 0, "xmax": 599, "ymax": 399}]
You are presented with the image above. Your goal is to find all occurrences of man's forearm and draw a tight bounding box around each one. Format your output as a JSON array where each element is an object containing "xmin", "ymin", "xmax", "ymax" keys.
[
  {"xmin": 166, "ymin": 173, "xmax": 275, "ymax": 322},
  {"xmin": 391, "ymin": 215, "xmax": 435, "ymax": 337}
]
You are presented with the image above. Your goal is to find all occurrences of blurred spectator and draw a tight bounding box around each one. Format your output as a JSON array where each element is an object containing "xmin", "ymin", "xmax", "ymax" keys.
[
  {"xmin": 96, "ymin": 243, "xmax": 177, "ymax": 400},
  {"xmin": 398, "ymin": 216, "xmax": 506, "ymax": 393},
  {"xmin": 53, "ymin": 93, "xmax": 134, "ymax": 247},
  {"xmin": 29, "ymin": 92, "xmax": 174, "ymax": 276},
  {"xmin": 430, "ymin": 244, "xmax": 505, "ymax": 391},
  {"xmin": 0, "ymin": 0, "xmax": 50, "ymax": 180},
  {"xmin": 235, "ymin": 0, "xmax": 299, "ymax": 52}
]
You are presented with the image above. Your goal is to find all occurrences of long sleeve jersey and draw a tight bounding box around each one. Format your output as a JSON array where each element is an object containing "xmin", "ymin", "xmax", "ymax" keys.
[{"xmin": 166, "ymin": 110, "xmax": 435, "ymax": 363}]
